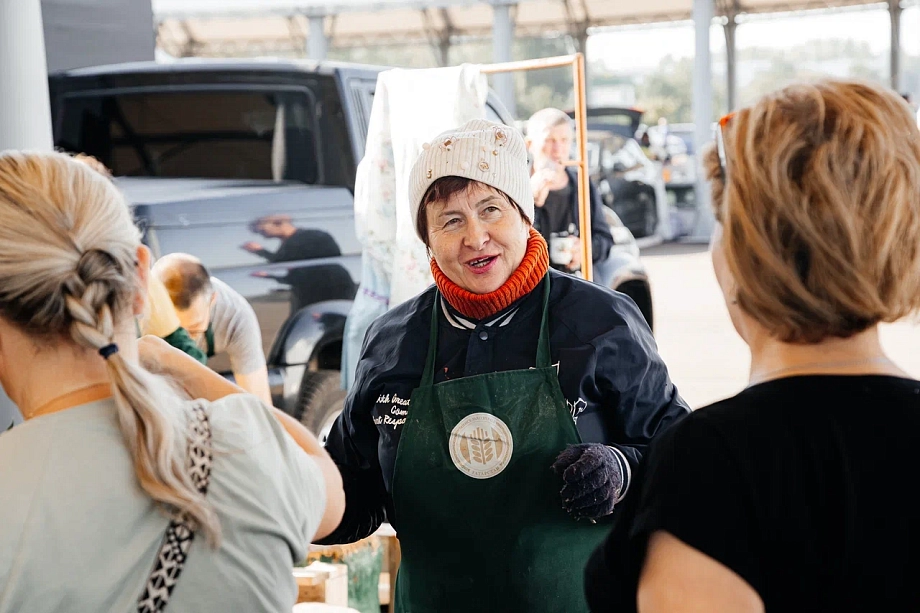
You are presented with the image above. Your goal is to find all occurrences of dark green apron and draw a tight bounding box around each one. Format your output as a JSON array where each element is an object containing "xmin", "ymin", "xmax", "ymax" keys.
[
  {"xmin": 204, "ymin": 325, "xmax": 215, "ymax": 358},
  {"xmin": 391, "ymin": 275, "xmax": 609, "ymax": 612}
]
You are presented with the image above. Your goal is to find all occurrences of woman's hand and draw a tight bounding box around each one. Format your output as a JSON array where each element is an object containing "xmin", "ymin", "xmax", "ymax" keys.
[
  {"xmin": 139, "ymin": 336, "xmax": 345, "ymax": 541},
  {"xmin": 567, "ymin": 244, "xmax": 583, "ymax": 272},
  {"xmin": 137, "ymin": 334, "xmax": 184, "ymax": 375},
  {"xmin": 531, "ymin": 167, "xmax": 556, "ymax": 207},
  {"xmin": 552, "ymin": 443, "xmax": 624, "ymax": 521},
  {"xmin": 138, "ymin": 335, "xmax": 245, "ymax": 401}
]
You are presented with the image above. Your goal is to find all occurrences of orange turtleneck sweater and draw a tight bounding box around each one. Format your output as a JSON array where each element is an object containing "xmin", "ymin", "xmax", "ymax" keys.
[{"xmin": 430, "ymin": 228, "xmax": 550, "ymax": 320}]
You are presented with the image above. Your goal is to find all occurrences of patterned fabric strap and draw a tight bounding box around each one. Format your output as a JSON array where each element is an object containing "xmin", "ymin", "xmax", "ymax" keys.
[{"xmin": 137, "ymin": 403, "xmax": 213, "ymax": 613}]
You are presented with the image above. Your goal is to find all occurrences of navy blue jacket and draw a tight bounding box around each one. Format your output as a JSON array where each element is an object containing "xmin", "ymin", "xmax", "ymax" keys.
[
  {"xmin": 321, "ymin": 270, "xmax": 689, "ymax": 544},
  {"xmin": 533, "ymin": 169, "xmax": 614, "ymax": 264}
]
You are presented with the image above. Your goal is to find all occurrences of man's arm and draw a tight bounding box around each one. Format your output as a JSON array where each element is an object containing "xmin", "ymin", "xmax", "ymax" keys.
[{"xmin": 212, "ymin": 280, "xmax": 272, "ymax": 405}]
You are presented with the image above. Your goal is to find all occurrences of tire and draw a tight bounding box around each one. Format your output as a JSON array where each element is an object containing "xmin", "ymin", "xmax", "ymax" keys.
[{"xmin": 296, "ymin": 369, "xmax": 346, "ymax": 444}]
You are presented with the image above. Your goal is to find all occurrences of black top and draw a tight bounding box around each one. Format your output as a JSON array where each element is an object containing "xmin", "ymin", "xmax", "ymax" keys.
[
  {"xmin": 585, "ymin": 374, "xmax": 920, "ymax": 612},
  {"xmin": 320, "ymin": 270, "xmax": 689, "ymax": 545},
  {"xmin": 254, "ymin": 228, "xmax": 341, "ymax": 263},
  {"xmin": 533, "ymin": 169, "xmax": 613, "ymax": 264},
  {"xmin": 543, "ymin": 181, "xmax": 576, "ymax": 237}
]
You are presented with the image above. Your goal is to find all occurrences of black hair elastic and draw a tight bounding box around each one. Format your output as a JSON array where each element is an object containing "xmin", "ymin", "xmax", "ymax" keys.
[{"xmin": 99, "ymin": 343, "xmax": 119, "ymax": 360}]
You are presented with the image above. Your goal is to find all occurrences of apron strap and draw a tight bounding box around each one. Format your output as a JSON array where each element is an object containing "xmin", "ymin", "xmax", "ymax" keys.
[
  {"xmin": 535, "ymin": 273, "xmax": 552, "ymax": 368},
  {"xmin": 420, "ymin": 295, "xmax": 441, "ymax": 386},
  {"xmin": 421, "ymin": 273, "xmax": 553, "ymax": 385},
  {"xmin": 204, "ymin": 325, "xmax": 216, "ymax": 358}
]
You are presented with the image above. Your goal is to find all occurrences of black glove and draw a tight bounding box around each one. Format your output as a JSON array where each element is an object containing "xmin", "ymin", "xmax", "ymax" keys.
[{"xmin": 551, "ymin": 443, "xmax": 625, "ymax": 521}]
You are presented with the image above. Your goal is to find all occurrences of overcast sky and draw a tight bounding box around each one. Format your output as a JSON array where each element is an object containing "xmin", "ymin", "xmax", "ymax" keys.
[{"xmin": 589, "ymin": 4, "xmax": 920, "ymax": 72}]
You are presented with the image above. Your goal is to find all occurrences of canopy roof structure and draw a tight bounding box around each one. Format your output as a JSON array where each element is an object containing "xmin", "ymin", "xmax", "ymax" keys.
[
  {"xmin": 151, "ymin": 0, "xmax": 915, "ymax": 241},
  {"xmin": 153, "ymin": 0, "xmax": 903, "ymax": 57}
]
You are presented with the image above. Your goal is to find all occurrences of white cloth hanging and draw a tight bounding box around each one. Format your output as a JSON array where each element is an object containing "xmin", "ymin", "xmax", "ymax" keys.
[{"xmin": 343, "ymin": 65, "xmax": 488, "ymax": 389}]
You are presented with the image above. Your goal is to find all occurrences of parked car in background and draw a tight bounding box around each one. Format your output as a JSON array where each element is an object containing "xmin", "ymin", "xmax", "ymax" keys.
[
  {"xmin": 647, "ymin": 122, "xmax": 699, "ymax": 238},
  {"xmin": 599, "ymin": 207, "xmax": 654, "ymax": 331},
  {"xmin": 569, "ymin": 107, "xmax": 665, "ymax": 240},
  {"xmin": 45, "ymin": 59, "xmax": 656, "ymax": 440},
  {"xmin": 587, "ymin": 129, "xmax": 662, "ymax": 239},
  {"xmin": 657, "ymin": 122, "xmax": 696, "ymax": 187}
]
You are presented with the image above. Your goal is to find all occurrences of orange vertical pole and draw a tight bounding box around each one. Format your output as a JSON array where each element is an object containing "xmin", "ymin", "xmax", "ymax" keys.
[{"xmin": 572, "ymin": 53, "xmax": 592, "ymax": 281}]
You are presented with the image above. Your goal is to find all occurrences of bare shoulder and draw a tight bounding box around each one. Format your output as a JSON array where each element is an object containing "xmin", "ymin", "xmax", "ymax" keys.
[{"xmin": 638, "ymin": 531, "xmax": 764, "ymax": 613}]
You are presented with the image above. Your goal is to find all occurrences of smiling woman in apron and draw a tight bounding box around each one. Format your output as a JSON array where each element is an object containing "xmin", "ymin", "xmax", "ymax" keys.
[{"xmin": 321, "ymin": 120, "xmax": 689, "ymax": 612}]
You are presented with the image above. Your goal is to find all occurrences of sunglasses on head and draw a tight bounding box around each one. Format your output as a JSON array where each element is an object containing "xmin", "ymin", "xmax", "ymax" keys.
[{"xmin": 714, "ymin": 112, "xmax": 736, "ymax": 178}]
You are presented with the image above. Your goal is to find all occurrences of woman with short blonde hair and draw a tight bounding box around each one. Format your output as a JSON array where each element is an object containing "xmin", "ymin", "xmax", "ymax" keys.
[
  {"xmin": 0, "ymin": 151, "xmax": 343, "ymax": 613},
  {"xmin": 586, "ymin": 79, "xmax": 920, "ymax": 611}
]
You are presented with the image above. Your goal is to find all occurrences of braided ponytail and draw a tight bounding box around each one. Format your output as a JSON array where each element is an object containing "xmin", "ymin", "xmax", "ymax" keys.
[{"xmin": 0, "ymin": 151, "xmax": 220, "ymax": 543}]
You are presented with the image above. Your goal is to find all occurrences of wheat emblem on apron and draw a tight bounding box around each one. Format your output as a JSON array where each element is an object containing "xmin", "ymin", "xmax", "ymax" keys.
[{"xmin": 449, "ymin": 413, "xmax": 514, "ymax": 479}]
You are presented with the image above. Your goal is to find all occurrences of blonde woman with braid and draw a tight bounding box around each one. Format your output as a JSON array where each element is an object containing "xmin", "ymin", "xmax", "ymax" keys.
[{"xmin": 0, "ymin": 151, "xmax": 344, "ymax": 613}]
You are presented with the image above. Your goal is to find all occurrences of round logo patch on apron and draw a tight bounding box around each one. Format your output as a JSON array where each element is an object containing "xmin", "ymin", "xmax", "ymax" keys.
[{"xmin": 449, "ymin": 413, "xmax": 514, "ymax": 479}]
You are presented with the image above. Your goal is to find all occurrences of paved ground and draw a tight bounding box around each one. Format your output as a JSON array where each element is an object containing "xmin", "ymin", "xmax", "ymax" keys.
[{"xmin": 640, "ymin": 243, "xmax": 920, "ymax": 409}]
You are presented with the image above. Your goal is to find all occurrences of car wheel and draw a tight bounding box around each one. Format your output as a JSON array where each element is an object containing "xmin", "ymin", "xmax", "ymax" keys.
[{"xmin": 296, "ymin": 369, "xmax": 346, "ymax": 443}]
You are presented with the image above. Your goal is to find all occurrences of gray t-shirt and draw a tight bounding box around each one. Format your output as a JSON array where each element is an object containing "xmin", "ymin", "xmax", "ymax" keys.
[
  {"xmin": 203, "ymin": 277, "xmax": 265, "ymax": 376},
  {"xmin": 0, "ymin": 393, "xmax": 325, "ymax": 613}
]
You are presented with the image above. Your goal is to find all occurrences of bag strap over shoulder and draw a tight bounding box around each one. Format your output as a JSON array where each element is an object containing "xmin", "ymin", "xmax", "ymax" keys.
[{"xmin": 137, "ymin": 403, "xmax": 213, "ymax": 613}]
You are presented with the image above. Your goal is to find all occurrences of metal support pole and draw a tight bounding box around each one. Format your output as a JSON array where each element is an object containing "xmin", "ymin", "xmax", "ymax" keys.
[
  {"xmin": 439, "ymin": 9, "xmax": 453, "ymax": 67},
  {"xmin": 492, "ymin": 2, "xmax": 517, "ymax": 117},
  {"xmin": 307, "ymin": 15, "xmax": 328, "ymax": 61},
  {"xmin": 577, "ymin": 28, "xmax": 590, "ymax": 104},
  {"xmin": 0, "ymin": 0, "xmax": 53, "ymax": 152},
  {"xmin": 688, "ymin": 0, "xmax": 715, "ymax": 242},
  {"xmin": 439, "ymin": 40, "xmax": 451, "ymax": 67},
  {"xmin": 724, "ymin": 14, "xmax": 737, "ymax": 111},
  {"xmin": 576, "ymin": 29, "xmax": 589, "ymax": 55},
  {"xmin": 889, "ymin": 0, "xmax": 902, "ymax": 92}
]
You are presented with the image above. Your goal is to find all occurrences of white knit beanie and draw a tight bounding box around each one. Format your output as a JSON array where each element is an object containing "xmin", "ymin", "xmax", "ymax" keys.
[{"xmin": 408, "ymin": 119, "xmax": 534, "ymax": 241}]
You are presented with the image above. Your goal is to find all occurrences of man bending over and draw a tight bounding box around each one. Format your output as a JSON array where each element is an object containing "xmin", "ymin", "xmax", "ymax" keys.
[{"xmin": 153, "ymin": 254, "xmax": 272, "ymax": 406}]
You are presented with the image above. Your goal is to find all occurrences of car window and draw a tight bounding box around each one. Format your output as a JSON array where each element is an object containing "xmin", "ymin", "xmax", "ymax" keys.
[{"xmin": 57, "ymin": 89, "xmax": 319, "ymax": 183}]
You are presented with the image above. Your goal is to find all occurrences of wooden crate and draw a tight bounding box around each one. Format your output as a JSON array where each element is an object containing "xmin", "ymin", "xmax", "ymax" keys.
[
  {"xmin": 293, "ymin": 562, "xmax": 348, "ymax": 605},
  {"xmin": 307, "ymin": 536, "xmax": 383, "ymax": 613}
]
